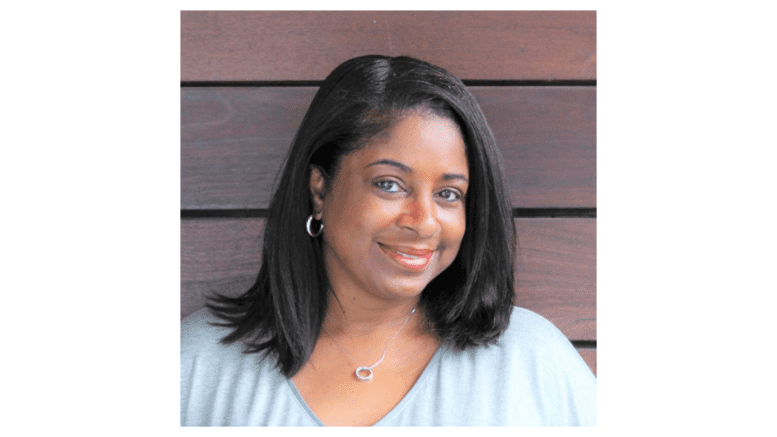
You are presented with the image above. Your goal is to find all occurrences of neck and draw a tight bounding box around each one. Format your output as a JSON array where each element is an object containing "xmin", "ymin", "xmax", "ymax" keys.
[{"xmin": 323, "ymin": 292, "xmax": 421, "ymax": 337}]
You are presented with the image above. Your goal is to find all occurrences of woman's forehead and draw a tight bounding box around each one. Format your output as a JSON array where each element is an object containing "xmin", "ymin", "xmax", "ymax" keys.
[{"xmin": 348, "ymin": 114, "xmax": 468, "ymax": 175}]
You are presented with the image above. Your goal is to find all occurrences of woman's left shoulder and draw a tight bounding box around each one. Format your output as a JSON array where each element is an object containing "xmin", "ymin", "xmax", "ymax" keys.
[
  {"xmin": 428, "ymin": 307, "xmax": 596, "ymax": 425},
  {"xmin": 500, "ymin": 307, "xmax": 578, "ymax": 348},
  {"xmin": 497, "ymin": 307, "xmax": 593, "ymax": 372},
  {"xmin": 499, "ymin": 307, "xmax": 597, "ymax": 425}
]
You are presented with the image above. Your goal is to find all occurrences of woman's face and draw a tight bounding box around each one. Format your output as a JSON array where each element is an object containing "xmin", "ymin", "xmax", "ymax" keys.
[{"xmin": 311, "ymin": 112, "xmax": 469, "ymax": 304}]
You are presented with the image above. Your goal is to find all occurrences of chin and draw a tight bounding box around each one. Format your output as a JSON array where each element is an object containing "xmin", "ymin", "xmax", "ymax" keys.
[{"xmin": 377, "ymin": 276, "xmax": 434, "ymax": 300}]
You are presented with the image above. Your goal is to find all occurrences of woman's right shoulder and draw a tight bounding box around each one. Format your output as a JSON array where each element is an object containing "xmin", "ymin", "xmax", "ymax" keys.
[{"xmin": 181, "ymin": 308, "xmax": 239, "ymax": 358}]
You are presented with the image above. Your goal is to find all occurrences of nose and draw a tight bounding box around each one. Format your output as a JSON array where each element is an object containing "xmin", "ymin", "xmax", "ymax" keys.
[{"xmin": 397, "ymin": 194, "xmax": 441, "ymax": 238}]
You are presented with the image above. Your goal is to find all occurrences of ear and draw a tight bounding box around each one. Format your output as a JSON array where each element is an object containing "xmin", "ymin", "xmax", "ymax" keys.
[{"xmin": 309, "ymin": 166, "xmax": 327, "ymax": 219}]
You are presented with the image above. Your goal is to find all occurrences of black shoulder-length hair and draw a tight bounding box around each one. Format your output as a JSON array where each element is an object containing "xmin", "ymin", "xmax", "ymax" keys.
[{"xmin": 207, "ymin": 55, "xmax": 516, "ymax": 378}]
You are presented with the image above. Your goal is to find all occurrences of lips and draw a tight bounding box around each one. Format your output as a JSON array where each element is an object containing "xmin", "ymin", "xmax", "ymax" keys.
[{"xmin": 378, "ymin": 243, "xmax": 434, "ymax": 271}]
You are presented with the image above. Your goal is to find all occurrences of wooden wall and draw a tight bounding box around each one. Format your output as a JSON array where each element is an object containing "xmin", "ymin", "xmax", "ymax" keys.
[{"xmin": 181, "ymin": 11, "xmax": 597, "ymax": 375}]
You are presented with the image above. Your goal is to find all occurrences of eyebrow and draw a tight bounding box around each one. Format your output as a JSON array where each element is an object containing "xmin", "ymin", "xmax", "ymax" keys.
[{"xmin": 365, "ymin": 159, "xmax": 469, "ymax": 183}]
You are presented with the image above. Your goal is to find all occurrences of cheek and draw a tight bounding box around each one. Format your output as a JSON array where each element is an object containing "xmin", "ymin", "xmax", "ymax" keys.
[
  {"xmin": 326, "ymin": 193, "xmax": 399, "ymax": 245},
  {"xmin": 436, "ymin": 208, "xmax": 466, "ymax": 270},
  {"xmin": 357, "ymin": 195, "xmax": 405, "ymax": 229},
  {"xmin": 441, "ymin": 208, "xmax": 467, "ymax": 243}
]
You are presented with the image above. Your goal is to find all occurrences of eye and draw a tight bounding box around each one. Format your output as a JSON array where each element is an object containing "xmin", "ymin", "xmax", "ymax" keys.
[
  {"xmin": 438, "ymin": 189, "xmax": 463, "ymax": 203},
  {"xmin": 374, "ymin": 179, "xmax": 403, "ymax": 193}
]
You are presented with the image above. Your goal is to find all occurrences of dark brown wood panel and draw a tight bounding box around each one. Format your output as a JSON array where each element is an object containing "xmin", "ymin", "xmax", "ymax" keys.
[
  {"xmin": 181, "ymin": 11, "xmax": 596, "ymax": 81},
  {"xmin": 181, "ymin": 87, "xmax": 595, "ymax": 209},
  {"xmin": 577, "ymin": 348, "xmax": 597, "ymax": 376},
  {"xmin": 181, "ymin": 218, "xmax": 265, "ymax": 318},
  {"xmin": 514, "ymin": 218, "xmax": 596, "ymax": 340},
  {"xmin": 481, "ymin": 87, "xmax": 596, "ymax": 207},
  {"xmin": 181, "ymin": 217, "xmax": 596, "ymax": 341},
  {"xmin": 180, "ymin": 87, "xmax": 313, "ymax": 209}
]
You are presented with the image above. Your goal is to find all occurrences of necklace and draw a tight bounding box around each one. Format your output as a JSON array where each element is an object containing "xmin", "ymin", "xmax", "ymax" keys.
[{"xmin": 322, "ymin": 308, "xmax": 416, "ymax": 382}]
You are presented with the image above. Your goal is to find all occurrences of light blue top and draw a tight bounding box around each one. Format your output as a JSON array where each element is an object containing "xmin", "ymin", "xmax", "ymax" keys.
[{"xmin": 181, "ymin": 306, "xmax": 597, "ymax": 426}]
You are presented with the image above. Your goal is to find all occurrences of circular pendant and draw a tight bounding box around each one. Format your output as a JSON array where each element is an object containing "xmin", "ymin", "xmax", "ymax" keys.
[{"xmin": 355, "ymin": 366, "xmax": 374, "ymax": 381}]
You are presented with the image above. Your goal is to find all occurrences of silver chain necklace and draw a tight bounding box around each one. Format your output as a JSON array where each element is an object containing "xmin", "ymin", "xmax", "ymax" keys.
[{"xmin": 322, "ymin": 308, "xmax": 416, "ymax": 382}]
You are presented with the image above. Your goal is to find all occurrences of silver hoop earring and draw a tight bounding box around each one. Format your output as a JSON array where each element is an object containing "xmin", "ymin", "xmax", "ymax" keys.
[{"xmin": 306, "ymin": 214, "xmax": 323, "ymax": 237}]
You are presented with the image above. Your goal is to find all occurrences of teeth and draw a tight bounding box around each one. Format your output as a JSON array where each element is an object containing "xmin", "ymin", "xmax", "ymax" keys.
[{"xmin": 395, "ymin": 251, "xmax": 420, "ymax": 259}]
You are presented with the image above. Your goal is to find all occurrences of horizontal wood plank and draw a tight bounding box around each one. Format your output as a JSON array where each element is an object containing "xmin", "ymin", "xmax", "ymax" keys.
[
  {"xmin": 181, "ymin": 11, "xmax": 596, "ymax": 81},
  {"xmin": 514, "ymin": 218, "xmax": 596, "ymax": 340},
  {"xmin": 181, "ymin": 218, "xmax": 265, "ymax": 319},
  {"xmin": 181, "ymin": 218, "xmax": 595, "ymax": 341},
  {"xmin": 181, "ymin": 86, "xmax": 595, "ymax": 209}
]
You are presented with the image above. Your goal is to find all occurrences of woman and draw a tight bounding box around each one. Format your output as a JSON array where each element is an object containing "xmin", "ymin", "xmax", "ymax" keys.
[{"xmin": 181, "ymin": 55, "xmax": 596, "ymax": 426}]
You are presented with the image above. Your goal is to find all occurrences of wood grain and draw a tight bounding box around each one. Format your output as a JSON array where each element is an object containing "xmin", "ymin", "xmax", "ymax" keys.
[
  {"xmin": 181, "ymin": 86, "xmax": 596, "ymax": 209},
  {"xmin": 181, "ymin": 11, "xmax": 596, "ymax": 81},
  {"xmin": 480, "ymin": 87, "xmax": 596, "ymax": 207},
  {"xmin": 514, "ymin": 218, "xmax": 596, "ymax": 340},
  {"xmin": 181, "ymin": 218, "xmax": 265, "ymax": 318},
  {"xmin": 181, "ymin": 217, "xmax": 596, "ymax": 341}
]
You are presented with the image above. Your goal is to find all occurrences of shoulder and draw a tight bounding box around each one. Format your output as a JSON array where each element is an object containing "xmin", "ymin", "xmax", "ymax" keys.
[
  {"xmin": 503, "ymin": 307, "xmax": 597, "ymax": 424},
  {"xmin": 180, "ymin": 309, "xmax": 300, "ymax": 426},
  {"xmin": 181, "ymin": 309, "xmax": 228, "ymax": 349},
  {"xmin": 429, "ymin": 306, "xmax": 596, "ymax": 426},
  {"xmin": 496, "ymin": 307, "xmax": 595, "ymax": 381},
  {"xmin": 181, "ymin": 308, "xmax": 247, "ymax": 364},
  {"xmin": 498, "ymin": 306, "xmax": 579, "ymax": 353},
  {"xmin": 438, "ymin": 306, "xmax": 595, "ymax": 380}
]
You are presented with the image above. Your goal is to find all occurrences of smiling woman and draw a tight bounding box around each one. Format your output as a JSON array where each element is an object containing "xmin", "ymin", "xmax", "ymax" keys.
[{"xmin": 181, "ymin": 55, "xmax": 597, "ymax": 426}]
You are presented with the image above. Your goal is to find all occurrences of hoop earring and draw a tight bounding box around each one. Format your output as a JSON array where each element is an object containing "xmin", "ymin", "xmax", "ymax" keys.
[{"xmin": 306, "ymin": 214, "xmax": 323, "ymax": 237}]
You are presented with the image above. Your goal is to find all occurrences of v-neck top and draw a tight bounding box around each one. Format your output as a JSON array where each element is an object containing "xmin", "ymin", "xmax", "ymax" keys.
[{"xmin": 181, "ymin": 306, "xmax": 597, "ymax": 426}]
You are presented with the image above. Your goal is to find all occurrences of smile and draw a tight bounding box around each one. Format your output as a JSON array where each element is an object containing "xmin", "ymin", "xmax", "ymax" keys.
[{"xmin": 377, "ymin": 243, "xmax": 434, "ymax": 271}]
